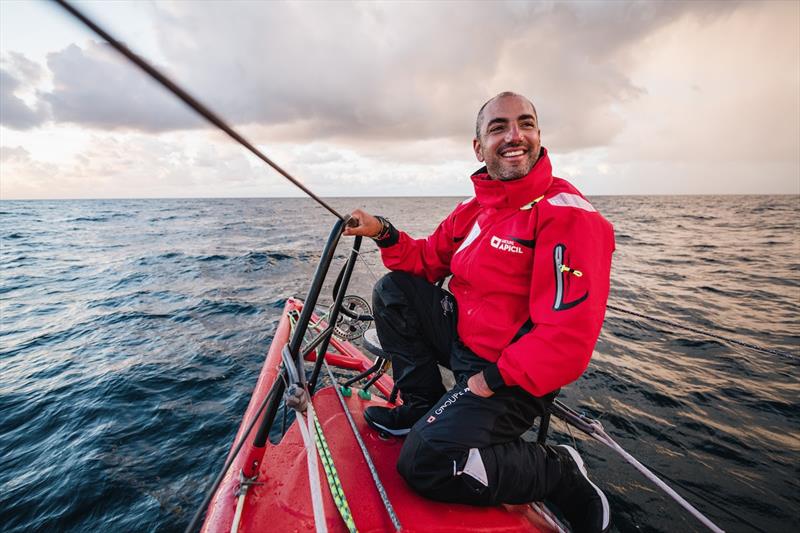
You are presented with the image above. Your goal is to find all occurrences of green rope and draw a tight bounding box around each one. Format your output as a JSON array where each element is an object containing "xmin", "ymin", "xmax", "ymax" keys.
[
  {"xmin": 312, "ymin": 413, "xmax": 358, "ymax": 533},
  {"xmin": 287, "ymin": 308, "xmax": 358, "ymax": 531}
]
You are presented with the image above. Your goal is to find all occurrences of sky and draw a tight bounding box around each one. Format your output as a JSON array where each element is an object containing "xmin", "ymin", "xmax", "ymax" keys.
[{"xmin": 0, "ymin": 0, "xmax": 798, "ymax": 199}]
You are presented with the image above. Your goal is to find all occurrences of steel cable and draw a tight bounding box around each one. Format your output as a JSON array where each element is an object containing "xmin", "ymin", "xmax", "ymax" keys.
[{"xmin": 606, "ymin": 304, "xmax": 796, "ymax": 360}]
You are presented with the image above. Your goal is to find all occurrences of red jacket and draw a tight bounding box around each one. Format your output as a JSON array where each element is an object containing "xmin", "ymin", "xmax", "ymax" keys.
[{"xmin": 377, "ymin": 148, "xmax": 615, "ymax": 397}]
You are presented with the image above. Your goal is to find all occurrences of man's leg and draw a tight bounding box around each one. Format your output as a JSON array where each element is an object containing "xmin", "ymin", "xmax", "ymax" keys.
[
  {"xmin": 397, "ymin": 381, "xmax": 560, "ymax": 504},
  {"xmin": 396, "ymin": 382, "xmax": 610, "ymax": 532},
  {"xmin": 365, "ymin": 271, "xmax": 457, "ymax": 435}
]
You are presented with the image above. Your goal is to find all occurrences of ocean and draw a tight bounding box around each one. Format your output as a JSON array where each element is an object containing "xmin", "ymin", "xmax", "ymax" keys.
[{"xmin": 1, "ymin": 195, "xmax": 798, "ymax": 532}]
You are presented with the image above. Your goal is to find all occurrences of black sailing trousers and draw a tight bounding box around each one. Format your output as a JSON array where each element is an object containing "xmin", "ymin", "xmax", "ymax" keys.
[{"xmin": 372, "ymin": 271, "xmax": 563, "ymax": 505}]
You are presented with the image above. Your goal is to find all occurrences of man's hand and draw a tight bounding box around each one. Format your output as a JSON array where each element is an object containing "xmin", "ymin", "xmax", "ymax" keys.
[
  {"xmin": 343, "ymin": 209, "xmax": 382, "ymax": 237},
  {"xmin": 467, "ymin": 371, "xmax": 494, "ymax": 398}
]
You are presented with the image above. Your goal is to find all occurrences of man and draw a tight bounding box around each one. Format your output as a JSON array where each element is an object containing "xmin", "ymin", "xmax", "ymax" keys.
[{"xmin": 344, "ymin": 92, "xmax": 615, "ymax": 533}]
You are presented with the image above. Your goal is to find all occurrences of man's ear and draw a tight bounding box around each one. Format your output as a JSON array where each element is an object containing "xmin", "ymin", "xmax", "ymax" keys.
[{"xmin": 472, "ymin": 138, "xmax": 484, "ymax": 162}]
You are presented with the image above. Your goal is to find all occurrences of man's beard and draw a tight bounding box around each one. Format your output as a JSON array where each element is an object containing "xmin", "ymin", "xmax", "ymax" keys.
[{"xmin": 488, "ymin": 147, "xmax": 540, "ymax": 181}]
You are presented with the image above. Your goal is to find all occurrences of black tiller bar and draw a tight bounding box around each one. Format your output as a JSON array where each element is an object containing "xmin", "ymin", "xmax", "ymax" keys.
[{"xmin": 52, "ymin": 0, "xmax": 346, "ymax": 221}]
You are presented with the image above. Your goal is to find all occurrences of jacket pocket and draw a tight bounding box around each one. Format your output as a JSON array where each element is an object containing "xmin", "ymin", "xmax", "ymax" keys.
[{"xmin": 552, "ymin": 243, "xmax": 588, "ymax": 311}]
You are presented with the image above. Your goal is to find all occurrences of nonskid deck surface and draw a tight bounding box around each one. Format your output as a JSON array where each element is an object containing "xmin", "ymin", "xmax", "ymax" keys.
[{"xmin": 237, "ymin": 387, "xmax": 554, "ymax": 532}]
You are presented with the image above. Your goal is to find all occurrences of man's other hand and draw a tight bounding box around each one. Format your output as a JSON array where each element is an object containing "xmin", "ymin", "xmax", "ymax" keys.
[
  {"xmin": 344, "ymin": 209, "xmax": 382, "ymax": 237},
  {"xmin": 468, "ymin": 371, "xmax": 494, "ymax": 398}
]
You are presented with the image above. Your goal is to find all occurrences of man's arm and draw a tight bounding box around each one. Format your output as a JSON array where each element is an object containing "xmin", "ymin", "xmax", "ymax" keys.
[
  {"xmin": 344, "ymin": 208, "xmax": 457, "ymax": 283},
  {"xmin": 486, "ymin": 207, "xmax": 615, "ymax": 397}
]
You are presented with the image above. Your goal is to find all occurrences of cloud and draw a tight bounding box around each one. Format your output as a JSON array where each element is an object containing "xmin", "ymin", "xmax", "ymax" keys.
[
  {"xmin": 0, "ymin": 52, "xmax": 48, "ymax": 129},
  {"xmin": 42, "ymin": 42, "xmax": 202, "ymax": 131},
  {"xmin": 147, "ymin": 0, "xmax": 728, "ymax": 150},
  {"xmin": 609, "ymin": 1, "xmax": 800, "ymax": 165},
  {"xmin": 3, "ymin": 0, "xmax": 796, "ymax": 198},
  {"xmin": 16, "ymin": 1, "xmax": 740, "ymax": 152}
]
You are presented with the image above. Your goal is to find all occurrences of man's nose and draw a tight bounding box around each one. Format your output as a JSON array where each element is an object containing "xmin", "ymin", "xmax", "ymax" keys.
[{"xmin": 505, "ymin": 123, "xmax": 522, "ymax": 142}]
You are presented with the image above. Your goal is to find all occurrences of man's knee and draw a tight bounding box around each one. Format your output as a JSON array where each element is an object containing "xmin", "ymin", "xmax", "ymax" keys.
[
  {"xmin": 397, "ymin": 429, "xmax": 450, "ymax": 494},
  {"xmin": 397, "ymin": 429, "xmax": 492, "ymax": 505},
  {"xmin": 372, "ymin": 271, "xmax": 415, "ymax": 308}
]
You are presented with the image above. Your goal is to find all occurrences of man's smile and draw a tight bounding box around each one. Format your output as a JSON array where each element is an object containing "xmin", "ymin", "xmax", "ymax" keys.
[{"xmin": 499, "ymin": 145, "xmax": 529, "ymax": 161}]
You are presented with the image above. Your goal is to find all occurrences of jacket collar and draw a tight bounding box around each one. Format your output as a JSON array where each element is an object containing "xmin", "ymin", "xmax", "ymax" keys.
[{"xmin": 470, "ymin": 147, "xmax": 553, "ymax": 209}]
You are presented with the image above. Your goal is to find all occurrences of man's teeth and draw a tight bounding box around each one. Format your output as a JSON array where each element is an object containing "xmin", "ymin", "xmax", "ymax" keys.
[{"xmin": 503, "ymin": 150, "xmax": 524, "ymax": 157}]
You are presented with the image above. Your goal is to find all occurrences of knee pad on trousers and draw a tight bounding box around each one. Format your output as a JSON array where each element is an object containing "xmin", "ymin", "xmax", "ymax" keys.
[{"xmin": 397, "ymin": 428, "xmax": 491, "ymax": 505}]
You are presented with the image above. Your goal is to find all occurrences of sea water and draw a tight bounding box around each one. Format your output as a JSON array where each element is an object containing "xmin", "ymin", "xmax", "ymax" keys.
[{"xmin": 1, "ymin": 196, "xmax": 798, "ymax": 532}]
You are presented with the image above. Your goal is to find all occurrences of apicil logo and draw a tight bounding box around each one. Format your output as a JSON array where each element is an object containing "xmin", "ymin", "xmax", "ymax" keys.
[{"xmin": 490, "ymin": 236, "xmax": 523, "ymax": 254}]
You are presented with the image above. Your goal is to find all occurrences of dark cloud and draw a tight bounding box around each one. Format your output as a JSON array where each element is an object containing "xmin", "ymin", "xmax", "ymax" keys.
[
  {"xmin": 0, "ymin": 53, "xmax": 48, "ymax": 130},
  {"xmin": 145, "ymin": 0, "xmax": 742, "ymax": 150},
  {"xmin": 42, "ymin": 42, "xmax": 202, "ymax": 131},
  {"xmin": 19, "ymin": 1, "xmax": 742, "ymax": 151}
]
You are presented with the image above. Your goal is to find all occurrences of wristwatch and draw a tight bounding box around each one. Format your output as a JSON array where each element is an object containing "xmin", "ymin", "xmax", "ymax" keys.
[{"xmin": 372, "ymin": 216, "xmax": 391, "ymax": 240}]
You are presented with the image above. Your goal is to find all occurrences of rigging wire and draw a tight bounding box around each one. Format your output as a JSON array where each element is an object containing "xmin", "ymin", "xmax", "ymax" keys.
[
  {"xmin": 52, "ymin": 0, "xmax": 346, "ymax": 221},
  {"xmin": 606, "ymin": 304, "xmax": 796, "ymax": 360},
  {"xmin": 551, "ymin": 416, "xmax": 767, "ymax": 533},
  {"xmin": 290, "ymin": 307, "xmax": 401, "ymax": 530},
  {"xmin": 552, "ymin": 401, "xmax": 726, "ymax": 533}
]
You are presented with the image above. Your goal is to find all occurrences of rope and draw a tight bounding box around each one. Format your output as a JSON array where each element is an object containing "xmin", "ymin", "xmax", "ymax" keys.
[
  {"xmin": 323, "ymin": 357, "xmax": 403, "ymax": 531},
  {"xmin": 312, "ymin": 413, "xmax": 359, "ymax": 532},
  {"xmin": 292, "ymin": 306, "xmax": 400, "ymax": 530},
  {"xmin": 606, "ymin": 304, "xmax": 796, "ymax": 360},
  {"xmin": 296, "ymin": 405, "xmax": 329, "ymax": 533},
  {"xmin": 350, "ymin": 247, "xmax": 383, "ymax": 286},
  {"xmin": 52, "ymin": 0, "xmax": 345, "ymax": 221},
  {"xmin": 288, "ymin": 308, "xmax": 361, "ymax": 532}
]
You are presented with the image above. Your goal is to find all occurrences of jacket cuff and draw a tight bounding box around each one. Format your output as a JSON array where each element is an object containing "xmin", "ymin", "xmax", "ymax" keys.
[
  {"xmin": 483, "ymin": 363, "xmax": 506, "ymax": 391},
  {"xmin": 374, "ymin": 222, "xmax": 400, "ymax": 248}
]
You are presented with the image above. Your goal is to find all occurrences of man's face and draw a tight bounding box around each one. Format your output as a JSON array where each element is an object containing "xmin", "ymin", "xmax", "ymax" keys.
[{"xmin": 473, "ymin": 95, "xmax": 541, "ymax": 181}]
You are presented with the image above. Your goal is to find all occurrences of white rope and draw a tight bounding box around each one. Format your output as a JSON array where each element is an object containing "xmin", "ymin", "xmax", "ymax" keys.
[
  {"xmin": 587, "ymin": 421, "xmax": 725, "ymax": 533},
  {"xmin": 231, "ymin": 495, "xmax": 245, "ymax": 533},
  {"xmin": 230, "ymin": 472, "xmax": 248, "ymax": 533},
  {"xmin": 296, "ymin": 405, "xmax": 329, "ymax": 533}
]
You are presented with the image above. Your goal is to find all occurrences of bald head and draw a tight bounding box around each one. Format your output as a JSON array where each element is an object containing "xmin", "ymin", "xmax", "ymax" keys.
[{"xmin": 475, "ymin": 92, "xmax": 538, "ymax": 140}]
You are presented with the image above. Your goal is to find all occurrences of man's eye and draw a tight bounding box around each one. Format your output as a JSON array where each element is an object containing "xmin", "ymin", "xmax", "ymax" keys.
[{"xmin": 489, "ymin": 126, "xmax": 503, "ymax": 133}]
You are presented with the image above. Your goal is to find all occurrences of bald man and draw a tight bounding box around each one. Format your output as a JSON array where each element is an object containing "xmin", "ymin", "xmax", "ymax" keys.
[{"xmin": 345, "ymin": 92, "xmax": 615, "ymax": 533}]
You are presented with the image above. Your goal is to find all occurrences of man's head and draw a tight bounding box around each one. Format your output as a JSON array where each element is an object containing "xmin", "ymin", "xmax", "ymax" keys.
[{"xmin": 473, "ymin": 92, "xmax": 541, "ymax": 181}]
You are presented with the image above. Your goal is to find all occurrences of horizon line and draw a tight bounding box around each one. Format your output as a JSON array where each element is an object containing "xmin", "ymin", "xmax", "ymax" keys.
[{"xmin": 1, "ymin": 192, "xmax": 799, "ymax": 202}]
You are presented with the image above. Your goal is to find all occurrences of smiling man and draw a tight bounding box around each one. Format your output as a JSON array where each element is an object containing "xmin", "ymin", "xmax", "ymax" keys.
[{"xmin": 345, "ymin": 92, "xmax": 615, "ymax": 532}]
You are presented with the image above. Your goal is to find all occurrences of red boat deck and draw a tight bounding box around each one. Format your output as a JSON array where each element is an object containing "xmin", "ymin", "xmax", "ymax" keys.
[{"xmin": 201, "ymin": 299, "xmax": 555, "ymax": 532}]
